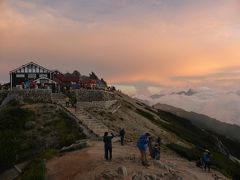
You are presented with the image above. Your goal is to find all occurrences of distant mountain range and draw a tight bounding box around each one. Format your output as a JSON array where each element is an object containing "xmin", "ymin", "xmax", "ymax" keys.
[
  {"xmin": 135, "ymin": 88, "xmax": 240, "ymax": 125},
  {"xmin": 154, "ymin": 103, "xmax": 240, "ymax": 142},
  {"xmin": 151, "ymin": 89, "xmax": 197, "ymax": 98}
]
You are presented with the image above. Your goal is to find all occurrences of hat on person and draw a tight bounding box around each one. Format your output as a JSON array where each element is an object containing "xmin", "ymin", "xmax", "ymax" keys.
[{"xmin": 145, "ymin": 132, "xmax": 151, "ymax": 136}]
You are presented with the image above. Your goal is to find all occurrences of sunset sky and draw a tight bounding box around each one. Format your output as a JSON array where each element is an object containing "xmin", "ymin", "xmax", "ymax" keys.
[{"xmin": 1, "ymin": 0, "xmax": 240, "ymax": 95}]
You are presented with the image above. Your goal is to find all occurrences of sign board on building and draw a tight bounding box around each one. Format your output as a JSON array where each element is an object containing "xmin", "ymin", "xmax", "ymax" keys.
[
  {"xmin": 28, "ymin": 74, "xmax": 36, "ymax": 79},
  {"xmin": 39, "ymin": 74, "xmax": 48, "ymax": 78},
  {"xmin": 16, "ymin": 74, "xmax": 25, "ymax": 78},
  {"xmin": 40, "ymin": 79, "xmax": 49, "ymax": 84}
]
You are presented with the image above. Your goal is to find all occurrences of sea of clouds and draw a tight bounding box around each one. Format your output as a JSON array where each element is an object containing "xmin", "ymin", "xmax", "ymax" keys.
[{"xmin": 135, "ymin": 87, "xmax": 240, "ymax": 125}]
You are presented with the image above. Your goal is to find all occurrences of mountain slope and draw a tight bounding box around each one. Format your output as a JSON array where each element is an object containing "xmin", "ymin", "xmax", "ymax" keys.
[
  {"xmin": 154, "ymin": 103, "xmax": 240, "ymax": 143},
  {"xmin": 85, "ymin": 92, "xmax": 240, "ymax": 179},
  {"xmin": 1, "ymin": 91, "xmax": 240, "ymax": 179}
]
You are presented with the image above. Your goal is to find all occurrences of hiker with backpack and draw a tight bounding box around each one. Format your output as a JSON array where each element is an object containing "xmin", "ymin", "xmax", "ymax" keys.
[
  {"xmin": 203, "ymin": 149, "xmax": 211, "ymax": 172},
  {"xmin": 137, "ymin": 133, "xmax": 151, "ymax": 166}
]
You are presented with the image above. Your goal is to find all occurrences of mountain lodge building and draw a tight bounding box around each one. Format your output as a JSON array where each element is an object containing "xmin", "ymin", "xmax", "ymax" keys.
[{"xmin": 9, "ymin": 62, "xmax": 100, "ymax": 92}]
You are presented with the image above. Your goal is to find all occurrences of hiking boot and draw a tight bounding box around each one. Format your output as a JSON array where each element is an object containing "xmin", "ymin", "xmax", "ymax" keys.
[
  {"xmin": 144, "ymin": 162, "xmax": 150, "ymax": 167},
  {"xmin": 142, "ymin": 161, "xmax": 150, "ymax": 167}
]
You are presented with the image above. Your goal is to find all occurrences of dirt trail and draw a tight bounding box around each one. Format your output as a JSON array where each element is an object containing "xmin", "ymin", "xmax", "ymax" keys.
[{"xmin": 46, "ymin": 141, "xmax": 228, "ymax": 180}]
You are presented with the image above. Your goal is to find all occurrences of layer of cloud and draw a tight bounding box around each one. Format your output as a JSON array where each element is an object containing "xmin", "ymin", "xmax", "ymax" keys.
[
  {"xmin": 1, "ymin": 0, "xmax": 240, "ymax": 90},
  {"xmin": 138, "ymin": 88, "xmax": 240, "ymax": 125}
]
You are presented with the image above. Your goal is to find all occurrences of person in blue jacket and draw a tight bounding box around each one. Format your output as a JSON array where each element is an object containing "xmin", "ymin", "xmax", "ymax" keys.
[
  {"xmin": 137, "ymin": 133, "xmax": 151, "ymax": 166},
  {"xmin": 203, "ymin": 149, "xmax": 211, "ymax": 172}
]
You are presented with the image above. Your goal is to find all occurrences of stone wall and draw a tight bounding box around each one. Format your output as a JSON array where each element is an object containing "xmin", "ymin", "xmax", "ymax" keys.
[
  {"xmin": 9, "ymin": 89, "xmax": 52, "ymax": 103},
  {"xmin": 78, "ymin": 100, "xmax": 118, "ymax": 109},
  {"xmin": 75, "ymin": 89, "xmax": 115, "ymax": 102}
]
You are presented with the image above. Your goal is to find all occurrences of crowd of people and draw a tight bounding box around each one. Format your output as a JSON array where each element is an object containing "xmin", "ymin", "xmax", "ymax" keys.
[
  {"xmin": 21, "ymin": 79, "xmax": 38, "ymax": 89},
  {"xmin": 102, "ymin": 130, "xmax": 162, "ymax": 166},
  {"xmin": 103, "ymin": 130, "xmax": 212, "ymax": 171}
]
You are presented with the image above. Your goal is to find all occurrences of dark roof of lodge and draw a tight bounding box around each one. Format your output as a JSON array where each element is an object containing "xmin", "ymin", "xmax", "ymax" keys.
[{"xmin": 9, "ymin": 61, "xmax": 53, "ymax": 74}]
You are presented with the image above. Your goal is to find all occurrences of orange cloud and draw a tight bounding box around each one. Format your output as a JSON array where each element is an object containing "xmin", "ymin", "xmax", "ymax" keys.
[{"xmin": 0, "ymin": 1, "xmax": 240, "ymax": 91}]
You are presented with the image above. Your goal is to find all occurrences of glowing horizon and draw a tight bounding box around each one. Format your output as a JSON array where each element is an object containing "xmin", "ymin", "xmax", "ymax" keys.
[{"xmin": 1, "ymin": 0, "xmax": 240, "ymax": 94}]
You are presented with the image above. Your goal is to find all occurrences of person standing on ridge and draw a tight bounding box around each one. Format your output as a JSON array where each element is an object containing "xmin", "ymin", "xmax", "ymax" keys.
[
  {"xmin": 148, "ymin": 136, "xmax": 154, "ymax": 159},
  {"xmin": 119, "ymin": 128, "xmax": 125, "ymax": 145},
  {"xmin": 137, "ymin": 133, "xmax": 151, "ymax": 166},
  {"xmin": 154, "ymin": 137, "xmax": 161, "ymax": 160},
  {"xmin": 65, "ymin": 96, "xmax": 70, "ymax": 107},
  {"xmin": 153, "ymin": 143, "xmax": 160, "ymax": 160},
  {"xmin": 73, "ymin": 97, "xmax": 77, "ymax": 113},
  {"xmin": 203, "ymin": 149, "xmax": 211, "ymax": 172},
  {"xmin": 103, "ymin": 131, "xmax": 114, "ymax": 160}
]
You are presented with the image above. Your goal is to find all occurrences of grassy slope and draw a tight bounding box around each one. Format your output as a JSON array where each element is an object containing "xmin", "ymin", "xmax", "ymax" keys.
[
  {"xmin": 136, "ymin": 106, "xmax": 240, "ymax": 179},
  {"xmin": 0, "ymin": 100, "xmax": 86, "ymax": 179},
  {"xmin": 0, "ymin": 90, "xmax": 8, "ymax": 105}
]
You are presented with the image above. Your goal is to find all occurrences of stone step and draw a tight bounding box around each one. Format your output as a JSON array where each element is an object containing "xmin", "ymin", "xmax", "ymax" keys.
[
  {"xmin": 77, "ymin": 116, "xmax": 92, "ymax": 120},
  {"xmin": 83, "ymin": 121, "xmax": 100, "ymax": 124},
  {"xmin": 86, "ymin": 125, "xmax": 106, "ymax": 129},
  {"xmin": 83, "ymin": 120, "xmax": 99, "ymax": 124},
  {"xmin": 83, "ymin": 123, "xmax": 102, "ymax": 127},
  {"xmin": 88, "ymin": 127, "xmax": 105, "ymax": 132},
  {"xmin": 96, "ymin": 131, "xmax": 109, "ymax": 134},
  {"xmin": 75, "ymin": 113, "xmax": 89, "ymax": 116},
  {"xmin": 82, "ymin": 121, "xmax": 101, "ymax": 127},
  {"xmin": 51, "ymin": 96, "xmax": 112, "ymax": 138},
  {"xmin": 77, "ymin": 113, "xmax": 87, "ymax": 115},
  {"xmin": 81, "ymin": 117, "xmax": 95, "ymax": 120},
  {"xmin": 92, "ymin": 131, "xmax": 105, "ymax": 136},
  {"xmin": 75, "ymin": 110, "xmax": 86, "ymax": 112},
  {"xmin": 83, "ymin": 119, "xmax": 101, "ymax": 123},
  {"xmin": 77, "ymin": 116, "xmax": 93, "ymax": 121},
  {"xmin": 94, "ymin": 131, "xmax": 109, "ymax": 136},
  {"xmin": 82, "ymin": 119, "xmax": 96, "ymax": 123},
  {"xmin": 94, "ymin": 127, "xmax": 109, "ymax": 131},
  {"xmin": 87, "ymin": 127, "xmax": 109, "ymax": 136}
]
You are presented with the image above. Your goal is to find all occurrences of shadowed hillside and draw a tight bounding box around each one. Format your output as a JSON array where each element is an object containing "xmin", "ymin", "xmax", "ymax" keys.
[
  {"xmin": 0, "ymin": 90, "xmax": 8, "ymax": 105},
  {"xmin": 0, "ymin": 100, "xmax": 86, "ymax": 178}
]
